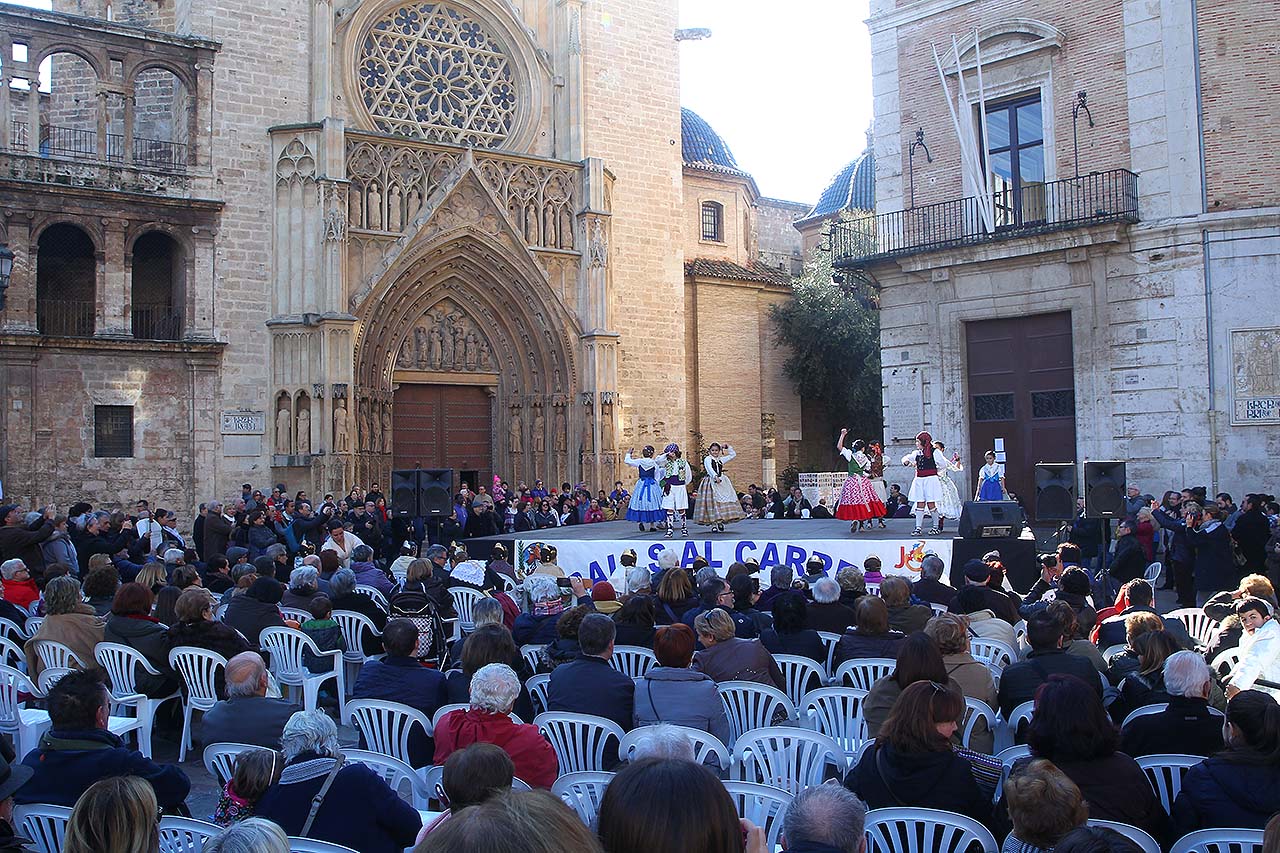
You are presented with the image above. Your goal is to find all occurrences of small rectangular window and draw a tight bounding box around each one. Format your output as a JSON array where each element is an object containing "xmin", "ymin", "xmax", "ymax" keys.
[
  {"xmin": 701, "ymin": 202, "xmax": 723, "ymax": 242},
  {"xmin": 94, "ymin": 405, "xmax": 134, "ymax": 457},
  {"xmin": 973, "ymin": 393, "xmax": 1015, "ymax": 422}
]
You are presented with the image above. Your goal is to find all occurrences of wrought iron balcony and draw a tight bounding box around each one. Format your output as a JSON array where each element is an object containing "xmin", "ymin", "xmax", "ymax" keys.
[
  {"xmin": 131, "ymin": 303, "xmax": 184, "ymax": 341},
  {"xmin": 9, "ymin": 122, "xmax": 189, "ymax": 172},
  {"xmin": 830, "ymin": 168, "xmax": 1139, "ymax": 268},
  {"xmin": 37, "ymin": 299, "xmax": 96, "ymax": 337}
]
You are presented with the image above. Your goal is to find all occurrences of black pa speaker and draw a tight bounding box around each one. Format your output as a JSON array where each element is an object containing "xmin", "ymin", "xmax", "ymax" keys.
[
  {"xmin": 390, "ymin": 469, "xmax": 419, "ymax": 518},
  {"xmin": 418, "ymin": 468, "xmax": 453, "ymax": 517},
  {"xmin": 958, "ymin": 501, "xmax": 1026, "ymax": 539},
  {"xmin": 1035, "ymin": 463, "xmax": 1077, "ymax": 521},
  {"xmin": 1085, "ymin": 461, "xmax": 1126, "ymax": 518}
]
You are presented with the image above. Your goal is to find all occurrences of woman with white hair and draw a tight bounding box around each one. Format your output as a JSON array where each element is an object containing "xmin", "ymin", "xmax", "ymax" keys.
[
  {"xmin": 254, "ymin": 710, "xmax": 421, "ymax": 853},
  {"xmin": 433, "ymin": 663, "xmax": 559, "ymax": 788},
  {"xmin": 281, "ymin": 565, "xmax": 321, "ymax": 611},
  {"xmin": 513, "ymin": 574, "xmax": 588, "ymax": 646},
  {"xmin": 205, "ymin": 817, "xmax": 290, "ymax": 853}
]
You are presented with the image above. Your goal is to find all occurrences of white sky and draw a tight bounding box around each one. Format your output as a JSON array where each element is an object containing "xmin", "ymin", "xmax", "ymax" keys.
[{"xmin": 679, "ymin": 0, "xmax": 874, "ymax": 204}]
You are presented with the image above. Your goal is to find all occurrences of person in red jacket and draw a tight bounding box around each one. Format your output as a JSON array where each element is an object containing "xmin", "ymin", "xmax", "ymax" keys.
[{"xmin": 432, "ymin": 663, "xmax": 558, "ymax": 788}]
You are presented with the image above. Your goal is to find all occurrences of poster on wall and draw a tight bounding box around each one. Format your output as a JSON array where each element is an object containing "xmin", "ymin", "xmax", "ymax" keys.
[{"xmin": 1231, "ymin": 328, "xmax": 1280, "ymax": 425}]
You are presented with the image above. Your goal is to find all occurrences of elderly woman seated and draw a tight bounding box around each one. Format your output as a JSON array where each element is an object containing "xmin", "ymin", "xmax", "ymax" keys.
[
  {"xmin": 433, "ymin": 663, "xmax": 558, "ymax": 788},
  {"xmin": 692, "ymin": 609, "xmax": 785, "ymax": 690},
  {"xmin": 281, "ymin": 566, "xmax": 322, "ymax": 611},
  {"xmin": 1003, "ymin": 758, "xmax": 1089, "ymax": 853},
  {"xmin": 23, "ymin": 575, "xmax": 103, "ymax": 679},
  {"xmin": 254, "ymin": 710, "xmax": 421, "ymax": 853}
]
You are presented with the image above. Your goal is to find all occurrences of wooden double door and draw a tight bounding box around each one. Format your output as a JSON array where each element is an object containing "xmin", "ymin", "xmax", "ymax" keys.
[{"xmin": 392, "ymin": 384, "xmax": 491, "ymax": 493}]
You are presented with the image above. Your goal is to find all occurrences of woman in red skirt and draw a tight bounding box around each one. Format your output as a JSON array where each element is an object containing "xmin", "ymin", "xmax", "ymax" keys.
[{"xmin": 835, "ymin": 429, "xmax": 887, "ymax": 533}]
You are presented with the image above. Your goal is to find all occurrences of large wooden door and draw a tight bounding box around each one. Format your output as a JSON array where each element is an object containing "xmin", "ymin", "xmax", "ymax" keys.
[
  {"xmin": 393, "ymin": 384, "xmax": 491, "ymax": 491},
  {"xmin": 966, "ymin": 312, "xmax": 1076, "ymax": 521}
]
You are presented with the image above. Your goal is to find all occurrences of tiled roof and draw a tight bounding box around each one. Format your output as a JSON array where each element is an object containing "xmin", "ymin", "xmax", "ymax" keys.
[
  {"xmin": 685, "ymin": 258, "xmax": 792, "ymax": 286},
  {"xmin": 681, "ymin": 108, "xmax": 751, "ymax": 179},
  {"xmin": 798, "ymin": 147, "xmax": 875, "ymax": 224}
]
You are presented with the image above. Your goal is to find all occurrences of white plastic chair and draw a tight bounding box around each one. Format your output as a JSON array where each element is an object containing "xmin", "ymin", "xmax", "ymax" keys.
[
  {"xmin": 94, "ymin": 642, "xmax": 181, "ymax": 758},
  {"xmin": 520, "ymin": 643, "xmax": 543, "ymax": 672},
  {"xmin": 169, "ymin": 646, "xmax": 228, "ymax": 762},
  {"xmin": 534, "ymin": 711, "xmax": 625, "ymax": 774},
  {"xmin": 527, "ymin": 672, "xmax": 551, "ymax": 715},
  {"xmin": 864, "ymin": 806, "xmax": 1000, "ymax": 853},
  {"xmin": 552, "ymin": 770, "xmax": 613, "ymax": 826},
  {"xmin": 969, "ymin": 638, "xmax": 1018, "ymax": 678},
  {"xmin": 618, "ymin": 724, "xmax": 730, "ymax": 771},
  {"xmin": 800, "ymin": 686, "xmax": 869, "ymax": 759},
  {"xmin": 203, "ymin": 742, "xmax": 260, "ymax": 787},
  {"xmin": 1166, "ymin": 608, "xmax": 1220, "ymax": 647},
  {"xmin": 15, "ymin": 804, "xmax": 72, "ymax": 853},
  {"xmin": 158, "ymin": 816, "xmax": 221, "ymax": 853},
  {"xmin": 960, "ymin": 697, "xmax": 996, "ymax": 752},
  {"xmin": 930, "ymin": 602, "xmax": 949, "ymax": 617},
  {"xmin": 722, "ymin": 781, "xmax": 792, "ymax": 851},
  {"xmin": 259, "ymin": 626, "xmax": 345, "ymax": 718},
  {"xmin": 1143, "ymin": 561, "xmax": 1162, "ymax": 583},
  {"xmin": 24, "ymin": 617, "xmax": 44, "ymax": 637},
  {"xmin": 1122, "ymin": 703, "xmax": 1170, "ymax": 727},
  {"xmin": 288, "ymin": 839, "xmax": 359, "ymax": 853},
  {"xmin": 835, "ymin": 657, "xmax": 896, "ymax": 691},
  {"xmin": 279, "ymin": 606, "xmax": 312, "ymax": 624},
  {"xmin": 0, "ymin": 636, "xmax": 23, "ymax": 668},
  {"xmin": 343, "ymin": 748, "xmax": 428, "ymax": 808},
  {"xmin": 717, "ymin": 681, "xmax": 797, "ymax": 746},
  {"xmin": 773, "ymin": 654, "xmax": 828, "ymax": 708},
  {"xmin": 993, "ymin": 744, "xmax": 1032, "ymax": 801},
  {"xmin": 610, "ymin": 645, "xmax": 657, "ymax": 680},
  {"xmin": 448, "ymin": 587, "xmax": 487, "ymax": 637},
  {"xmin": 345, "ymin": 698, "xmax": 433, "ymax": 766},
  {"xmin": 1137, "ymin": 754, "xmax": 1203, "ymax": 816},
  {"xmin": 816, "ymin": 631, "xmax": 842, "ymax": 677},
  {"xmin": 1013, "ymin": 620, "xmax": 1028, "ymax": 649},
  {"xmin": 332, "ymin": 609, "xmax": 383, "ymax": 691},
  {"xmin": 353, "ymin": 584, "xmax": 390, "ymax": 614},
  {"xmin": 0, "ymin": 617, "xmax": 28, "ymax": 643},
  {"xmin": 1102, "ymin": 643, "xmax": 1128, "ymax": 660},
  {"xmin": 431, "ymin": 702, "xmax": 519, "ymax": 729},
  {"xmin": 1168, "ymin": 829, "xmax": 1264, "ymax": 853},
  {"xmin": 30, "ymin": 640, "xmax": 84, "ymax": 672},
  {"xmin": 731, "ymin": 726, "xmax": 845, "ymax": 794},
  {"xmin": 999, "ymin": 699, "xmax": 1036, "ymax": 751},
  {"xmin": 1089, "ymin": 819, "xmax": 1161, "ymax": 853},
  {"xmin": 0, "ymin": 665, "xmax": 34, "ymax": 739},
  {"xmin": 34, "ymin": 666, "xmax": 72, "ymax": 696},
  {"xmin": 1211, "ymin": 647, "xmax": 1242, "ymax": 678},
  {"xmin": 866, "ymin": 582, "xmax": 881, "ymax": 596}
]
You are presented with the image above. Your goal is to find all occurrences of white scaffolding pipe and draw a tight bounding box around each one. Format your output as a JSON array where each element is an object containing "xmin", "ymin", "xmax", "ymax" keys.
[{"xmin": 930, "ymin": 34, "xmax": 995, "ymax": 233}]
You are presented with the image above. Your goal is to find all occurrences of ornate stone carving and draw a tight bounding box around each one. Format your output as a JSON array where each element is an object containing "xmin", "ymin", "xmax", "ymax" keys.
[
  {"xmin": 333, "ymin": 401, "xmax": 351, "ymax": 453},
  {"xmin": 508, "ymin": 404, "xmax": 523, "ymax": 454},
  {"xmin": 381, "ymin": 402, "xmax": 393, "ymax": 453},
  {"xmin": 275, "ymin": 407, "xmax": 292, "ymax": 455},
  {"xmin": 332, "ymin": 383, "xmax": 348, "ymax": 399},
  {"xmin": 323, "ymin": 184, "xmax": 348, "ymax": 243},
  {"xmin": 276, "ymin": 137, "xmax": 316, "ymax": 185},
  {"xmin": 553, "ymin": 402, "xmax": 567, "ymax": 454},
  {"xmin": 581, "ymin": 398, "xmax": 595, "ymax": 454},
  {"xmin": 395, "ymin": 298, "xmax": 498, "ymax": 373},
  {"xmin": 312, "ymin": 383, "xmax": 325, "ymax": 399},
  {"xmin": 532, "ymin": 405, "xmax": 546, "ymax": 454},
  {"xmin": 588, "ymin": 218, "xmax": 608, "ymax": 269},
  {"xmin": 601, "ymin": 400, "xmax": 614, "ymax": 451},
  {"xmin": 296, "ymin": 407, "xmax": 311, "ymax": 455}
]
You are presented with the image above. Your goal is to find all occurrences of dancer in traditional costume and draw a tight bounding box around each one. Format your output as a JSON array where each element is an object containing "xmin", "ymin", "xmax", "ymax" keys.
[
  {"xmin": 868, "ymin": 441, "xmax": 889, "ymax": 529},
  {"xmin": 975, "ymin": 451, "xmax": 1006, "ymax": 501},
  {"xmin": 932, "ymin": 440, "xmax": 964, "ymax": 526},
  {"xmin": 901, "ymin": 431, "xmax": 951, "ymax": 535},
  {"xmin": 623, "ymin": 445, "xmax": 666, "ymax": 532},
  {"xmin": 693, "ymin": 443, "xmax": 745, "ymax": 532},
  {"xmin": 659, "ymin": 442, "xmax": 694, "ymax": 538},
  {"xmin": 834, "ymin": 429, "xmax": 887, "ymax": 533}
]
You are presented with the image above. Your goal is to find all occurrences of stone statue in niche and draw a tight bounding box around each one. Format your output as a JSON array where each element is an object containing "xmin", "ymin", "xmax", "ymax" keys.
[
  {"xmin": 440, "ymin": 317, "xmax": 455, "ymax": 367},
  {"xmin": 413, "ymin": 327, "xmax": 428, "ymax": 367},
  {"xmin": 451, "ymin": 323, "xmax": 465, "ymax": 369},
  {"xmin": 429, "ymin": 326, "xmax": 444, "ymax": 369},
  {"xmin": 296, "ymin": 407, "xmax": 311, "ymax": 455},
  {"xmin": 509, "ymin": 406, "xmax": 523, "ymax": 454},
  {"xmin": 405, "ymin": 187, "xmax": 422, "ymax": 225},
  {"xmin": 348, "ymin": 185, "xmax": 364, "ymax": 228},
  {"xmin": 360, "ymin": 400, "xmax": 373, "ymax": 451},
  {"xmin": 464, "ymin": 331, "xmax": 478, "ymax": 369},
  {"xmin": 333, "ymin": 401, "xmax": 351, "ymax": 453},
  {"xmin": 381, "ymin": 403, "xmax": 393, "ymax": 453},
  {"xmin": 554, "ymin": 405, "xmax": 567, "ymax": 453},
  {"xmin": 367, "ymin": 185, "xmax": 383, "ymax": 230},
  {"xmin": 478, "ymin": 341, "xmax": 493, "ymax": 371},
  {"xmin": 589, "ymin": 219, "xmax": 608, "ymax": 269},
  {"xmin": 582, "ymin": 404, "xmax": 595, "ymax": 453},
  {"xmin": 388, "ymin": 185, "xmax": 402, "ymax": 231},
  {"xmin": 371, "ymin": 402, "xmax": 383, "ymax": 454},
  {"xmin": 601, "ymin": 401, "xmax": 614, "ymax": 451},
  {"xmin": 532, "ymin": 408, "xmax": 545, "ymax": 454},
  {"xmin": 275, "ymin": 407, "xmax": 292, "ymax": 455},
  {"xmin": 553, "ymin": 368, "xmax": 562, "ymax": 393}
]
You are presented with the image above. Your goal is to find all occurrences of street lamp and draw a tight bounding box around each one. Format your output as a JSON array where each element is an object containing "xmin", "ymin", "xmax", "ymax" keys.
[{"xmin": 0, "ymin": 245, "xmax": 13, "ymax": 310}]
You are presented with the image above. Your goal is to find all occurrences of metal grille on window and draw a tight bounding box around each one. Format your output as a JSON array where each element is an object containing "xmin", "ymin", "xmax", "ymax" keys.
[
  {"xmin": 358, "ymin": 2, "xmax": 517, "ymax": 147},
  {"xmin": 1032, "ymin": 390, "xmax": 1075, "ymax": 419},
  {"xmin": 701, "ymin": 202, "xmax": 722, "ymax": 241},
  {"xmin": 973, "ymin": 393, "xmax": 1015, "ymax": 422},
  {"xmin": 94, "ymin": 406, "xmax": 134, "ymax": 458}
]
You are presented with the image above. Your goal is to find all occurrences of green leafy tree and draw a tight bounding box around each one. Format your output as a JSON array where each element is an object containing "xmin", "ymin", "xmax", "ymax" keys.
[{"xmin": 769, "ymin": 236, "xmax": 883, "ymax": 443}]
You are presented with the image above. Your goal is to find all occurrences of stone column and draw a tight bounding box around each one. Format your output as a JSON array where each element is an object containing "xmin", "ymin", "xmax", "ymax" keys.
[
  {"xmin": 0, "ymin": 214, "xmax": 36, "ymax": 333},
  {"xmin": 99, "ymin": 221, "xmax": 129, "ymax": 337}
]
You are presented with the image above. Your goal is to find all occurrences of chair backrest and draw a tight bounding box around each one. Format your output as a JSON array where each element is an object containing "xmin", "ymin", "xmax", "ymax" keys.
[
  {"xmin": 551, "ymin": 771, "xmax": 614, "ymax": 826},
  {"xmin": 527, "ymin": 672, "xmax": 551, "ymax": 715},
  {"xmin": 1136, "ymin": 754, "xmax": 1204, "ymax": 816},
  {"xmin": 864, "ymin": 806, "xmax": 1000, "ymax": 853},
  {"xmin": 36, "ymin": 667, "xmax": 72, "ymax": 695},
  {"xmin": 0, "ymin": 617, "xmax": 27, "ymax": 643},
  {"xmin": 618, "ymin": 724, "xmax": 730, "ymax": 770},
  {"xmin": 1143, "ymin": 561, "xmax": 1162, "ymax": 582},
  {"xmin": 866, "ymin": 582, "xmax": 881, "ymax": 596},
  {"xmin": 969, "ymin": 638, "xmax": 1018, "ymax": 674},
  {"xmin": 342, "ymin": 749, "xmax": 421, "ymax": 804},
  {"xmin": 960, "ymin": 698, "xmax": 996, "ymax": 751},
  {"xmin": 353, "ymin": 585, "xmax": 390, "ymax": 613},
  {"xmin": 993, "ymin": 744, "xmax": 1032, "ymax": 801},
  {"xmin": 158, "ymin": 815, "xmax": 221, "ymax": 853},
  {"xmin": 1012, "ymin": 620, "xmax": 1028, "ymax": 647},
  {"xmin": 1211, "ymin": 647, "xmax": 1243, "ymax": 678},
  {"xmin": 1008, "ymin": 699, "xmax": 1035, "ymax": 732},
  {"xmin": 14, "ymin": 804, "xmax": 73, "ymax": 853},
  {"xmin": 280, "ymin": 607, "xmax": 312, "ymax": 624},
  {"xmin": 31, "ymin": 639, "xmax": 82, "ymax": 671},
  {"xmin": 288, "ymin": 838, "xmax": 360, "ymax": 853},
  {"xmin": 94, "ymin": 642, "xmax": 157, "ymax": 698},
  {"xmin": 1102, "ymin": 643, "xmax": 1127, "ymax": 660},
  {"xmin": 0, "ymin": 664, "xmax": 33, "ymax": 732},
  {"xmin": 449, "ymin": 587, "xmax": 486, "ymax": 630},
  {"xmin": 816, "ymin": 632, "xmax": 842, "ymax": 676},
  {"xmin": 773, "ymin": 654, "xmax": 828, "ymax": 709},
  {"xmin": 722, "ymin": 781, "xmax": 793, "ymax": 851},
  {"xmin": 1122, "ymin": 703, "xmax": 1170, "ymax": 728},
  {"xmin": 835, "ymin": 657, "xmax": 896, "ymax": 691},
  {"xmin": 1087, "ymin": 820, "xmax": 1162, "ymax": 853},
  {"xmin": 534, "ymin": 711, "xmax": 625, "ymax": 774},
  {"xmin": 332, "ymin": 610, "xmax": 381, "ymax": 661},
  {"xmin": 260, "ymin": 626, "xmax": 326, "ymax": 682},
  {"xmin": 800, "ymin": 686, "xmax": 869, "ymax": 754},
  {"xmin": 717, "ymin": 681, "xmax": 797, "ymax": 746},
  {"xmin": 432, "ymin": 703, "xmax": 470, "ymax": 730},
  {"xmin": 1166, "ymin": 608, "xmax": 1220, "ymax": 647},
  {"xmin": 930, "ymin": 603, "xmax": 949, "ymax": 616},
  {"xmin": 732, "ymin": 726, "xmax": 845, "ymax": 795},
  {"xmin": 169, "ymin": 646, "xmax": 228, "ymax": 710},
  {"xmin": 1169, "ymin": 829, "xmax": 1264, "ymax": 853},
  {"xmin": 521, "ymin": 643, "xmax": 543, "ymax": 673},
  {"xmin": 609, "ymin": 645, "xmax": 657, "ymax": 680},
  {"xmin": 203, "ymin": 742, "xmax": 260, "ymax": 787},
  {"xmin": 345, "ymin": 698, "xmax": 433, "ymax": 765},
  {"xmin": 0, "ymin": 636, "xmax": 23, "ymax": 668}
]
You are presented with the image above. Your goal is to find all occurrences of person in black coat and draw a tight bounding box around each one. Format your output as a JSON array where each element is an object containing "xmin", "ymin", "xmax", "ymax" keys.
[
  {"xmin": 221, "ymin": 576, "xmax": 287, "ymax": 648},
  {"xmin": 846, "ymin": 681, "xmax": 991, "ymax": 825},
  {"xmin": 328, "ymin": 568, "xmax": 387, "ymax": 655},
  {"xmin": 1187, "ymin": 507, "xmax": 1237, "ymax": 602},
  {"xmin": 1120, "ymin": 650, "xmax": 1225, "ymax": 758},
  {"xmin": 1109, "ymin": 519, "xmax": 1148, "ymax": 585},
  {"xmin": 833, "ymin": 596, "xmax": 906, "ymax": 670},
  {"xmin": 612, "ymin": 596, "xmax": 657, "ymax": 648},
  {"xmin": 547, "ymin": 614, "xmax": 634, "ymax": 767},
  {"xmin": 760, "ymin": 591, "xmax": 826, "ymax": 664},
  {"xmin": 1232, "ymin": 496, "xmax": 1272, "ymax": 574},
  {"xmin": 998, "ymin": 611, "xmax": 1102, "ymax": 718},
  {"xmin": 71, "ymin": 514, "xmax": 137, "ymax": 576},
  {"xmin": 353, "ymin": 619, "xmax": 448, "ymax": 766}
]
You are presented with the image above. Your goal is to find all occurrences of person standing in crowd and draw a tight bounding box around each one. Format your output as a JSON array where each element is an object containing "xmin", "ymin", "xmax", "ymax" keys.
[
  {"xmin": 1154, "ymin": 495, "xmax": 1197, "ymax": 606},
  {"xmin": 1234, "ymin": 494, "xmax": 1273, "ymax": 574},
  {"xmin": 834, "ymin": 431, "xmax": 886, "ymax": 534}
]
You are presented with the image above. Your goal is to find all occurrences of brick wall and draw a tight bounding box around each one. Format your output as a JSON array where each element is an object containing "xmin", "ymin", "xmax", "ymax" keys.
[{"xmin": 682, "ymin": 171, "xmax": 752, "ymax": 265}]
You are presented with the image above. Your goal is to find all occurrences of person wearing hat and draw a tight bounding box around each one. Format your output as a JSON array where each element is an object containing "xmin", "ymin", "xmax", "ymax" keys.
[
  {"xmin": 591, "ymin": 581, "xmax": 621, "ymax": 615},
  {"xmin": 954, "ymin": 558, "xmax": 1020, "ymax": 625},
  {"xmin": 484, "ymin": 543, "xmax": 516, "ymax": 589},
  {"xmin": 222, "ymin": 576, "xmax": 288, "ymax": 647},
  {"xmin": 0, "ymin": 504, "xmax": 53, "ymax": 576},
  {"xmin": 0, "ymin": 743, "xmax": 34, "ymax": 851}
]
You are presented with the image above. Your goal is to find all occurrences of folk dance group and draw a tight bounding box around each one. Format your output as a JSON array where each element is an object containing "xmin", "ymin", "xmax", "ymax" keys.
[{"xmin": 622, "ymin": 442, "xmax": 745, "ymax": 537}]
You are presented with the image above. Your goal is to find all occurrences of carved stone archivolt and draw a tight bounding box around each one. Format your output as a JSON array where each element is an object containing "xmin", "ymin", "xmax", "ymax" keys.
[{"xmin": 394, "ymin": 298, "xmax": 495, "ymax": 373}]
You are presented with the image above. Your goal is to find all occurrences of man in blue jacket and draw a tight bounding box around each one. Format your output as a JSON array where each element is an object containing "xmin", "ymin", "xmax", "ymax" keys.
[
  {"xmin": 352, "ymin": 619, "xmax": 448, "ymax": 766},
  {"xmin": 548, "ymin": 613, "xmax": 634, "ymax": 767},
  {"xmin": 16, "ymin": 669, "xmax": 190, "ymax": 811}
]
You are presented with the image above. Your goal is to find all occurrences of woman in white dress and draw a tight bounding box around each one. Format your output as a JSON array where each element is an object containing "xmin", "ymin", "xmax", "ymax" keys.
[
  {"xmin": 659, "ymin": 442, "xmax": 694, "ymax": 538},
  {"xmin": 932, "ymin": 440, "xmax": 965, "ymax": 528},
  {"xmin": 693, "ymin": 443, "xmax": 745, "ymax": 532},
  {"xmin": 900, "ymin": 431, "xmax": 951, "ymax": 536}
]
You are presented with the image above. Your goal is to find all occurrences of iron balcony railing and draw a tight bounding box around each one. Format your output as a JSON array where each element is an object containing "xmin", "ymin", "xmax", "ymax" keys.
[
  {"xmin": 830, "ymin": 168, "xmax": 1139, "ymax": 267},
  {"xmin": 131, "ymin": 303, "xmax": 184, "ymax": 341},
  {"xmin": 37, "ymin": 299, "xmax": 96, "ymax": 337},
  {"xmin": 8, "ymin": 121, "xmax": 189, "ymax": 171}
]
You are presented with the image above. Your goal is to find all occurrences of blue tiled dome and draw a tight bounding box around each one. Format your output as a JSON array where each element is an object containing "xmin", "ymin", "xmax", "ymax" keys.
[
  {"xmin": 681, "ymin": 108, "xmax": 750, "ymax": 177},
  {"xmin": 801, "ymin": 146, "xmax": 875, "ymax": 223}
]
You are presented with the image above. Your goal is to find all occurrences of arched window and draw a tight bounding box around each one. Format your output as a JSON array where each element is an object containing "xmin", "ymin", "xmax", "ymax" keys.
[
  {"xmin": 131, "ymin": 231, "xmax": 184, "ymax": 340},
  {"xmin": 36, "ymin": 223, "xmax": 96, "ymax": 336},
  {"xmin": 701, "ymin": 201, "xmax": 723, "ymax": 242}
]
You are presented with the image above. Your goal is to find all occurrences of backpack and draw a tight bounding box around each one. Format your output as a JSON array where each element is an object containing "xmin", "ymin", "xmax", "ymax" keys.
[{"xmin": 389, "ymin": 585, "xmax": 447, "ymax": 667}]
